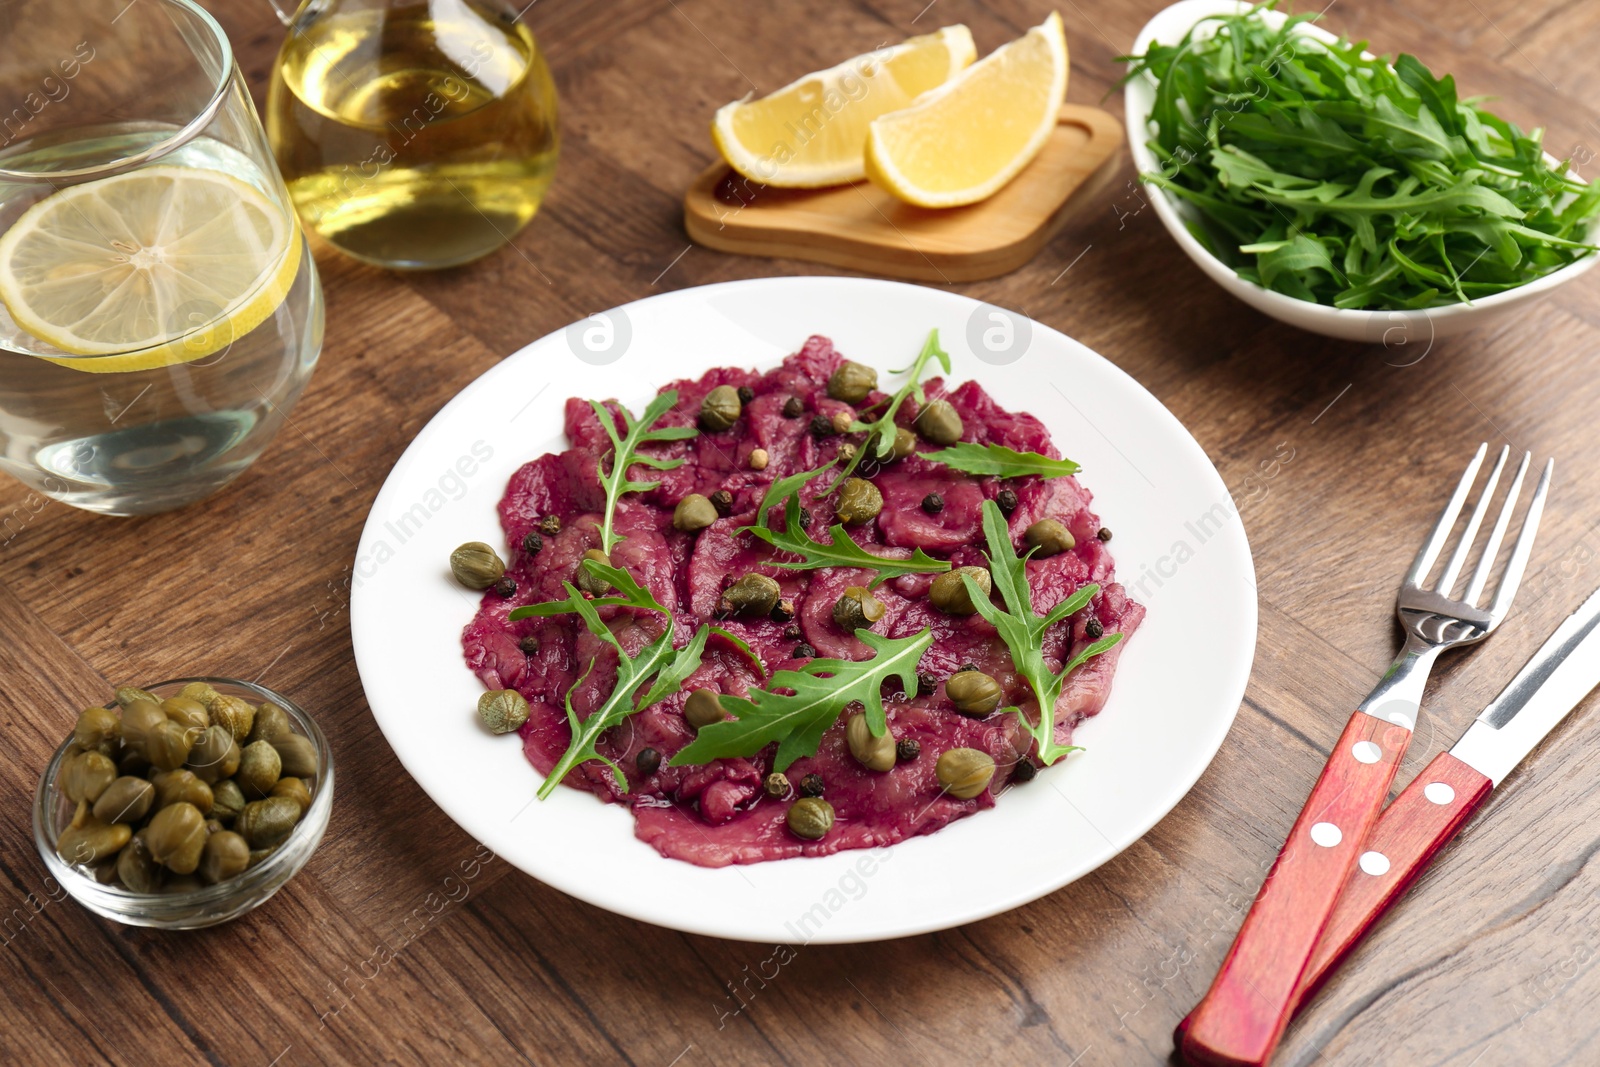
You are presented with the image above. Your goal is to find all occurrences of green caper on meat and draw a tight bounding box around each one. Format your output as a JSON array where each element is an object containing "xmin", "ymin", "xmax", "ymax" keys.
[
  {"xmin": 575, "ymin": 548, "xmax": 614, "ymax": 595},
  {"xmin": 1023, "ymin": 518, "xmax": 1075, "ymax": 557},
  {"xmin": 936, "ymin": 748, "xmax": 996, "ymax": 799},
  {"xmin": 236, "ymin": 740, "xmax": 282, "ymax": 799},
  {"xmin": 152, "ymin": 769, "xmax": 214, "ymax": 815},
  {"xmin": 827, "ymin": 361, "xmax": 879, "ymax": 403},
  {"xmin": 719, "ymin": 573, "xmax": 780, "ymax": 616},
  {"xmin": 929, "ymin": 566, "xmax": 992, "ymax": 615},
  {"xmin": 145, "ymin": 802, "xmax": 209, "ymax": 875},
  {"xmin": 162, "ymin": 696, "xmax": 209, "ymax": 733},
  {"xmin": 116, "ymin": 831, "xmax": 164, "ymax": 893},
  {"xmin": 245, "ymin": 702, "xmax": 291, "ymax": 746},
  {"xmin": 673, "ymin": 493, "xmax": 719, "ymax": 533},
  {"xmin": 58, "ymin": 750, "xmax": 117, "ymax": 804},
  {"xmin": 700, "ymin": 385, "xmax": 742, "ymax": 431},
  {"xmin": 946, "ymin": 670, "xmax": 1003, "ymax": 718},
  {"xmin": 832, "ymin": 585, "xmax": 886, "ymax": 633},
  {"xmin": 56, "ymin": 813, "xmax": 132, "ymax": 867},
  {"xmin": 834, "ymin": 478, "xmax": 883, "ymax": 525},
  {"xmin": 186, "ymin": 725, "xmax": 241, "ymax": 783},
  {"xmin": 891, "ymin": 426, "xmax": 918, "ymax": 460},
  {"xmin": 92, "ymin": 776, "xmax": 155, "ymax": 825},
  {"xmin": 450, "ymin": 541, "xmax": 507, "ymax": 590},
  {"xmin": 845, "ymin": 713, "xmax": 896, "ymax": 772},
  {"xmin": 236, "ymin": 796, "xmax": 303, "ymax": 850},
  {"xmin": 914, "ymin": 398, "xmax": 963, "ymax": 445},
  {"xmin": 73, "ymin": 705, "xmax": 120, "ymax": 750},
  {"xmin": 478, "ymin": 689, "xmax": 530, "ymax": 734},
  {"xmin": 683, "ymin": 688, "xmax": 727, "ymax": 730},
  {"xmin": 199, "ymin": 831, "xmax": 251, "ymax": 885},
  {"xmin": 786, "ymin": 797, "xmax": 835, "ymax": 840},
  {"xmin": 145, "ymin": 719, "xmax": 197, "ymax": 772},
  {"xmin": 209, "ymin": 694, "xmax": 256, "ymax": 743}
]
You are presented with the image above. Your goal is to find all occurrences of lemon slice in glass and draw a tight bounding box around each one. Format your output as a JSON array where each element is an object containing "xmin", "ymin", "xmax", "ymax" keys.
[
  {"xmin": 865, "ymin": 12, "xmax": 1069, "ymax": 208},
  {"xmin": 712, "ymin": 25, "xmax": 976, "ymax": 188},
  {"xmin": 0, "ymin": 165, "xmax": 300, "ymax": 374}
]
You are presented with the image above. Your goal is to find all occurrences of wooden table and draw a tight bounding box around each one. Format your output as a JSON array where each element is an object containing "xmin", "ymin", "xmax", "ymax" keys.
[{"xmin": 7, "ymin": 1, "xmax": 1600, "ymax": 1063}]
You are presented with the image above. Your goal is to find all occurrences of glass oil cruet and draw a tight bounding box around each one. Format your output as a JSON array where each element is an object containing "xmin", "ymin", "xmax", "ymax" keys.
[{"xmin": 264, "ymin": 0, "xmax": 559, "ymax": 270}]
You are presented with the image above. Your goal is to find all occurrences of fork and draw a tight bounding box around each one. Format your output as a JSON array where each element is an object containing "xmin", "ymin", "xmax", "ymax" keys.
[{"xmin": 1177, "ymin": 443, "xmax": 1552, "ymax": 1067}]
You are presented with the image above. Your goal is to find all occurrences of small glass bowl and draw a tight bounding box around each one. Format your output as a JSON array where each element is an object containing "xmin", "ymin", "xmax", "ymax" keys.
[{"xmin": 33, "ymin": 677, "xmax": 334, "ymax": 929}]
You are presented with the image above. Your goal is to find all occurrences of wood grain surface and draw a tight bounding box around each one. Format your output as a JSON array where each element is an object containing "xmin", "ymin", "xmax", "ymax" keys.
[{"xmin": 6, "ymin": 2, "xmax": 1600, "ymax": 1065}]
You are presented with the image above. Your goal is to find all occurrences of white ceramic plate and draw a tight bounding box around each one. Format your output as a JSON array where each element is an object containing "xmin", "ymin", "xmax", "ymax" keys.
[
  {"xmin": 350, "ymin": 277, "xmax": 1256, "ymax": 943},
  {"xmin": 1126, "ymin": 0, "xmax": 1600, "ymax": 344}
]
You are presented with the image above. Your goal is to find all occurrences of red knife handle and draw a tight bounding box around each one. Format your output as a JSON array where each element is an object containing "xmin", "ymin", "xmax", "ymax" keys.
[
  {"xmin": 1290, "ymin": 751, "xmax": 1493, "ymax": 1011},
  {"xmin": 1179, "ymin": 711, "xmax": 1411, "ymax": 1067}
]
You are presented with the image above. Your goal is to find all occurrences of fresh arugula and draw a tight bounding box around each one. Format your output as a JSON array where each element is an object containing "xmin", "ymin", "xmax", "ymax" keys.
[
  {"xmin": 670, "ymin": 628, "xmax": 934, "ymax": 771},
  {"xmin": 1120, "ymin": 3, "xmax": 1600, "ymax": 309},
  {"xmin": 923, "ymin": 442, "xmax": 1081, "ymax": 479},
  {"xmin": 961, "ymin": 501, "xmax": 1122, "ymax": 765},
  {"xmin": 831, "ymin": 329, "xmax": 952, "ymax": 486},
  {"xmin": 741, "ymin": 464, "xmax": 949, "ymax": 587},
  {"xmin": 509, "ymin": 559, "xmax": 754, "ymax": 797},
  {"xmin": 589, "ymin": 390, "xmax": 698, "ymax": 555}
]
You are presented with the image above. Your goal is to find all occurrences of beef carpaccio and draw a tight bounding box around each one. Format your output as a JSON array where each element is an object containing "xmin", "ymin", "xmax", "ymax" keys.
[{"xmin": 462, "ymin": 336, "xmax": 1143, "ymax": 867}]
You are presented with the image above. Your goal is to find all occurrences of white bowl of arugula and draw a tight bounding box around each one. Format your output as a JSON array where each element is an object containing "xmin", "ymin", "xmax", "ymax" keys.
[{"xmin": 1122, "ymin": 0, "xmax": 1600, "ymax": 343}]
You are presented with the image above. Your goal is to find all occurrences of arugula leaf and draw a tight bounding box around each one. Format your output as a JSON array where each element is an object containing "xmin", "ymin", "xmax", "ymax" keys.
[
  {"xmin": 1121, "ymin": 3, "xmax": 1599, "ymax": 309},
  {"xmin": 670, "ymin": 628, "xmax": 934, "ymax": 771},
  {"xmin": 922, "ymin": 442, "xmax": 1082, "ymax": 479},
  {"xmin": 962, "ymin": 501, "xmax": 1122, "ymax": 765},
  {"xmin": 742, "ymin": 467, "xmax": 949, "ymax": 588},
  {"xmin": 589, "ymin": 390, "xmax": 698, "ymax": 555},
  {"xmin": 830, "ymin": 329, "xmax": 952, "ymax": 486}
]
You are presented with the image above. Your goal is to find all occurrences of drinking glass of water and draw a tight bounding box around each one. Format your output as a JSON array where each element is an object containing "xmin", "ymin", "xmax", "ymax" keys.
[{"xmin": 0, "ymin": 0, "xmax": 324, "ymax": 516}]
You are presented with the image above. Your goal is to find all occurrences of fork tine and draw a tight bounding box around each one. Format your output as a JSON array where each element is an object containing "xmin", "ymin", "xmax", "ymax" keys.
[
  {"xmin": 1464, "ymin": 450, "xmax": 1531, "ymax": 606},
  {"xmin": 1404, "ymin": 442, "xmax": 1487, "ymax": 588},
  {"xmin": 1435, "ymin": 445, "xmax": 1509, "ymax": 597},
  {"xmin": 1487, "ymin": 457, "xmax": 1553, "ymax": 622}
]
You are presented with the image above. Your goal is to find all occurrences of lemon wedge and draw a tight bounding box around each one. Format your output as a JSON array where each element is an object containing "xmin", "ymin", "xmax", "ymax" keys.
[
  {"xmin": 865, "ymin": 12, "xmax": 1069, "ymax": 208},
  {"xmin": 712, "ymin": 25, "xmax": 976, "ymax": 188},
  {"xmin": 0, "ymin": 165, "xmax": 300, "ymax": 373}
]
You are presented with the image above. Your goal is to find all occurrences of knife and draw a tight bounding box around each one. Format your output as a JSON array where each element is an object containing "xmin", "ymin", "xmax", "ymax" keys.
[{"xmin": 1288, "ymin": 580, "xmax": 1600, "ymax": 1011}]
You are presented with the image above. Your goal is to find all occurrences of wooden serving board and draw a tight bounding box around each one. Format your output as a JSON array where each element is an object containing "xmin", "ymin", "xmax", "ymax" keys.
[{"xmin": 683, "ymin": 104, "xmax": 1124, "ymax": 283}]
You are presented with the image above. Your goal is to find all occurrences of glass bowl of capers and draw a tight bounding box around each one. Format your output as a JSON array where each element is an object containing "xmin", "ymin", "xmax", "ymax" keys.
[{"xmin": 32, "ymin": 678, "xmax": 333, "ymax": 930}]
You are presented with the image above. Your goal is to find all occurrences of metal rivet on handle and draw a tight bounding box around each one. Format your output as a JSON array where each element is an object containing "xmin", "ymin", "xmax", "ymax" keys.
[
  {"xmin": 1424, "ymin": 782, "xmax": 1456, "ymax": 805},
  {"xmin": 1359, "ymin": 851, "xmax": 1391, "ymax": 876},
  {"xmin": 1310, "ymin": 822, "xmax": 1343, "ymax": 847},
  {"xmin": 1352, "ymin": 740, "xmax": 1382, "ymax": 764}
]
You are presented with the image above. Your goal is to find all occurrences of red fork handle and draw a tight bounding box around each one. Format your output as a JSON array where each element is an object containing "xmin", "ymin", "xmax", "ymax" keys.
[
  {"xmin": 1178, "ymin": 711, "xmax": 1412, "ymax": 1067},
  {"xmin": 1288, "ymin": 751, "xmax": 1493, "ymax": 1011}
]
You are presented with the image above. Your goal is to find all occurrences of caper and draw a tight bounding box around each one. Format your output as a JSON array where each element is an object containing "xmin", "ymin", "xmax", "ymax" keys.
[
  {"xmin": 211, "ymin": 779, "xmax": 247, "ymax": 822},
  {"xmin": 946, "ymin": 670, "xmax": 1003, "ymax": 718},
  {"xmin": 929, "ymin": 566, "xmax": 992, "ymax": 615},
  {"xmin": 162, "ymin": 697, "xmax": 209, "ymax": 733},
  {"xmin": 450, "ymin": 541, "xmax": 507, "ymax": 590},
  {"xmin": 683, "ymin": 688, "xmax": 727, "ymax": 730},
  {"xmin": 700, "ymin": 385, "xmax": 742, "ymax": 431},
  {"xmin": 236, "ymin": 740, "xmax": 282, "ymax": 799},
  {"xmin": 936, "ymin": 748, "xmax": 996, "ymax": 799},
  {"xmin": 114, "ymin": 686, "xmax": 159, "ymax": 708},
  {"xmin": 245, "ymin": 702, "xmax": 291, "ymax": 746},
  {"xmin": 719, "ymin": 573, "xmax": 780, "ymax": 617},
  {"xmin": 832, "ymin": 585, "xmax": 886, "ymax": 633},
  {"xmin": 119, "ymin": 698, "xmax": 166, "ymax": 758},
  {"xmin": 478, "ymin": 689, "xmax": 530, "ymax": 734},
  {"xmin": 199, "ymin": 831, "xmax": 251, "ymax": 885},
  {"xmin": 56, "ymin": 814, "xmax": 131, "ymax": 867},
  {"xmin": 186, "ymin": 725, "xmax": 241, "ymax": 783},
  {"xmin": 152, "ymin": 769, "xmax": 214, "ymax": 815},
  {"xmin": 575, "ymin": 548, "xmax": 614, "ymax": 595},
  {"xmin": 117, "ymin": 830, "xmax": 164, "ymax": 893},
  {"xmin": 209, "ymin": 695, "xmax": 256, "ymax": 743},
  {"xmin": 914, "ymin": 398, "xmax": 963, "ymax": 445},
  {"xmin": 178, "ymin": 681, "xmax": 221, "ymax": 708},
  {"xmin": 673, "ymin": 493, "xmax": 719, "ymax": 533},
  {"xmin": 764, "ymin": 772, "xmax": 791, "ymax": 798},
  {"xmin": 845, "ymin": 713, "xmax": 896, "ymax": 772},
  {"xmin": 247, "ymin": 847, "xmax": 278, "ymax": 870},
  {"xmin": 786, "ymin": 797, "xmax": 835, "ymax": 840},
  {"xmin": 146, "ymin": 719, "xmax": 197, "ymax": 772},
  {"xmin": 58, "ymin": 750, "xmax": 116, "ymax": 804},
  {"xmin": 92, "ymin": 776, "xmax": 155, "ymax": 825},
  {"xmin": 145, "ymin": 802, "xmax": 208, "ymax": 874},
  {"xmin": 835, "ymin": 478, "xmax": 883, "ymax": 525},
  {"xmin": 236, "ymin": 796, "xmax": 303, "ymax": 850},
  {"xmin": 73, "ymin": 705, "xmax": 120, "ymax": 750},
  {"xmin": 891, "ymin": 426, "xmax": 918, "ymax": 460},
  {"xmin": 204, "ymin": 818, "xmax": 225, "ymax": 835},
  {"xmin": 827, "ymin": 361, "xmax": 879, "ymax": 403},
  {"xmin": 1023, "ymin": 518, "xmax": 1075, "ymax": 557},
  {"xmin": 271, "ymin": 733, "xmax": 318, "ymax": 779}
]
